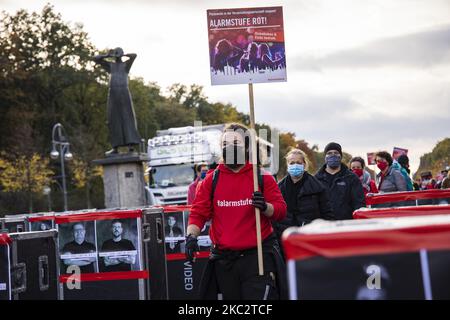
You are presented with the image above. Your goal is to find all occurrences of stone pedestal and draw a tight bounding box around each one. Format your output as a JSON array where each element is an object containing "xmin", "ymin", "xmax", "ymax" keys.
[{"xmin": 93, "ymin": 153, "xmax": 150, "ymax": 209}]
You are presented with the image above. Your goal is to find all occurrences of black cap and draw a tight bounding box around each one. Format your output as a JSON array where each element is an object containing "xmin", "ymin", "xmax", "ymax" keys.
[
  {"xmin": 420, "ymin": 171, "xmax": 432, "ymax": 178},
  {"xmin": 324, "ymin": 142, "xmax": 342, "ymax": 156}
]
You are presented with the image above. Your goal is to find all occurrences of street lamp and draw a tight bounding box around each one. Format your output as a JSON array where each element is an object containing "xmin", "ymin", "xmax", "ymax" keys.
[
  {"xmin": 42, "ymin": 186, "xmax": 52, "ymax": 212},
  {"xmin": 50, "ymin": 123, "xmax": 72, "ymax": 211}
]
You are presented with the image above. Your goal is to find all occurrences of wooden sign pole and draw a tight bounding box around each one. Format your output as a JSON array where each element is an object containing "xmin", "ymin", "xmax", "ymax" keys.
[{"xmin": 248, "ymin": 83, "xmax": 264, "ymax": 276}]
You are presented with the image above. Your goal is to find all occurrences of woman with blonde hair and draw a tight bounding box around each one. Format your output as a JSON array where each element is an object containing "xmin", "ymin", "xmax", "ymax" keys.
[{"xmin": 273, "ymin": 148, "xmax": 334, "ymax": 246}]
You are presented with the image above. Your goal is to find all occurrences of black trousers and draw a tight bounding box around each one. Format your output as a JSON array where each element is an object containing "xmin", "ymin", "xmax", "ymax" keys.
[{"xmin": 213, "ymin": 251, "xmax": 279, "ymax": 300}]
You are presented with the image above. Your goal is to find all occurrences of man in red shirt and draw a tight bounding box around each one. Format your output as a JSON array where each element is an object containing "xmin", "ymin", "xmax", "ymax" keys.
[{"xmin": 185, "ymin": 123, "xmax": 287, "ymax": 300}]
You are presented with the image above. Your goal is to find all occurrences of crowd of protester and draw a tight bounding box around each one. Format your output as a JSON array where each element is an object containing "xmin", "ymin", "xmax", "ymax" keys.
[{"xmin": 183, "ymin": 122, "xmax": 449, "ymax": 300}]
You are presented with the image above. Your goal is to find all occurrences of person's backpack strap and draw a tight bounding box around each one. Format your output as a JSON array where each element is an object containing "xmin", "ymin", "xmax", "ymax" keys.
[
  {"xmin": 210, "ymin": 167, "xmax": 264, "ymax": 201},
  {"xmin": 210, "ymin": 169, "xmax": 220, "ymax": 202}
]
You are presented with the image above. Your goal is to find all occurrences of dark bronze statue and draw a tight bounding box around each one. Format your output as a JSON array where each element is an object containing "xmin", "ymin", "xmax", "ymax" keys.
[{"xmin": 94, "ymin": 47, "xmax": 141, "ymax": 156}]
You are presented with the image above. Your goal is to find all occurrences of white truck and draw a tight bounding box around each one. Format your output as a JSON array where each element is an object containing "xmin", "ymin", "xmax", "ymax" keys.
[{"xmin": 145, "ymin": 124, "xmax": 276, "ymax": 205}]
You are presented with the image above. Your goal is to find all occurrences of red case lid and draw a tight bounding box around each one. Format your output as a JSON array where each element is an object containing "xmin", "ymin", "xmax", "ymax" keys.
[
  {"xmin": 28, "ymin": 215, "xmax": 56, "ymax": 222},
  {"xmin": 366, "ymin": 189, "xmax": 450, "ymax": 205},
  {"xmin": 0, "ymin": 233, "xmax": 12, "ymax": 245},
  {"xmin": 159, "ymin": 205, "xmax": 192, "ymax": 213},
  {"xmin": 282, "ymin": 216, "xmax": 450, "ymax": 261},
  {"xmin": 55, "ymin": 209, "xmax": 142, "ymax": 224},
  {"xmin": 353, "ymin": 205, "xmax": 450, "ymax": 219},
  {"xmin": 59, "ymin": 270, "xmax": 149, "ymax": 283}
]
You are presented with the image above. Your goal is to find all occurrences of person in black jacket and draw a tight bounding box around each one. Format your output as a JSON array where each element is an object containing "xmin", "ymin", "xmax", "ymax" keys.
[
  {"xmin": 274, "ymin": 149, "xmax": 334, "ymax": 244},
  {"xmin": 315, "ymin": 142, "xmax": 365, "ymax": 220}
]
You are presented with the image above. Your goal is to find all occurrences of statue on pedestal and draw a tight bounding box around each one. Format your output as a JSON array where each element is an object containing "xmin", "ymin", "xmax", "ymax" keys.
[{"xmin": 94, "ymin": 47, "xmax": 141, "ymax": 156}]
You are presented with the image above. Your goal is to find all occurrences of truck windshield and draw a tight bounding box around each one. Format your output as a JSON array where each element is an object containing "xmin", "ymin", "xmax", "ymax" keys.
[{"xmin": 151, "ymin": 164, "xmax": 195, "ymax": 188}]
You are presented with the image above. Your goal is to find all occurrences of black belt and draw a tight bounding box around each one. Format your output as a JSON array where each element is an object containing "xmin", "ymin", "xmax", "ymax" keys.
[{"xmin": 210, "ymin": 234, "xmax": 276, "ymax": 261}]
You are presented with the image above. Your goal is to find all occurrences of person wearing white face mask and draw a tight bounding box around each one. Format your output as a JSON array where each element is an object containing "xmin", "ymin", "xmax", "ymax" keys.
[{"xmin": 273, "ymin": 149, "xmax": 334, "ymax": 253}]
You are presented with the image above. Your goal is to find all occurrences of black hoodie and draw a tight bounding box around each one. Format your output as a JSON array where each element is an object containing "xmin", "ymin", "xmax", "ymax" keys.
[{"xmin": 315, "ymin": 163, "xmax": 366, "ymax": 220}]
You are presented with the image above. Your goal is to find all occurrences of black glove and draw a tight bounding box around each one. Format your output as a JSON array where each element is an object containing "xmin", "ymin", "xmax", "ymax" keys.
[
  {"xmin": 185, "ymin": 234, "xmax": 199, "ymax": 263},
  {"xmin": 252, "ymin": 191, "xmax": 268, "ymax": 212}
]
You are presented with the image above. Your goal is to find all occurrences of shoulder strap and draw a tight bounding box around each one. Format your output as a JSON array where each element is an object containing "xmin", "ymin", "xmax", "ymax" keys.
[{"xmin": 210, "ymin": 169, "xmax": 220, "ymax": 202}]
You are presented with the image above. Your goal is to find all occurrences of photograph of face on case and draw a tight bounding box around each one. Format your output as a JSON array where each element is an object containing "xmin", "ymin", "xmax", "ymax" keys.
[
  {"xmin": 29, "ymin": 220, "xmax": 54, "ymax": 231},
  {"xmin": 56, "ymin": 211, "xmax": 146, "ymax": 300},
  {"xmin": 58, "ymin": 221, "xmax": 98, "ymax": 274},
  {"xmin": 165, "ymin": 211, "xmax": 186, "ymax": 254},
  {"xmin": 97, "ymin": 218, "xmax": 140, "ymax": 272}
]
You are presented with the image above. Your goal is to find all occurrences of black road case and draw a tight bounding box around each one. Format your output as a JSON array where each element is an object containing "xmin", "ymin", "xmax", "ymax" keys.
[
  {"xmin": 56, "ymin": 208, "xmax": 169, "ymax": 300},
  {"xmin": 163, "ymin": 206, "xmax": 210, "ymax": 300},
  {"xmin": 0, "ymin": 230, "xmax": 59, "ymax": 300},
  {"xmin": 0, "ymin": 233, "xmax": 10, "ymax": 300},
  {"xmin": 26, "ymin": 213, "xmax": 55, "ymax": 231},
  {"xmin": 141, "ymin": 207, "xmax": 168, "ymax": 300},
  {"xmin": 56, "ymin": 209, "xmax": 145, "ymax": 300},
  {"xmin": 166, "ymin": 254, "xmax": 209, "ymax": 300},
  {"xmin": 283, "ymin": 215, "xmax": 450, "ymax": 300},
  {"xmin": 0, "ymin": 216, "xmax": 28, "ymax": 233}
]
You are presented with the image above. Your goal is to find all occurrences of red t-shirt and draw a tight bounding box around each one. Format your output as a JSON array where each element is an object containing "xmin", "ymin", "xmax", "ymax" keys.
[{"xmin": 189, "ymin": 163, "xmax": 287, "ymax": 251}]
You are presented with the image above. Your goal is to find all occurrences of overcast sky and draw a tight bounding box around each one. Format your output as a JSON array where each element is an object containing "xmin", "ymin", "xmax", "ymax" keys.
[{"xmin": 2, "ymin": 0, "xmax": 449, "ymax": 173}]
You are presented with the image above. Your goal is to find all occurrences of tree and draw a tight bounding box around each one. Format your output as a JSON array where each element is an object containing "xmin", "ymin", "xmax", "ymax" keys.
[
  {"xmin": 166, "ymin": 84, "xmax": 249, "ymax": 126},
  {"xmin": 153, "ymin": 99, "xmax": 197, "ymax": 130},
  {"xmin": 71, "ymin": 158, "xmax": 103, "ymax": 209},
  {"xmin": 0, "ymin": 153, "xmax": 54, "ymax": 212},
  {"xmin": 0, "ymin": 4, "xmax": 98, "ymax": 155},
  {"xmin": 167, "ymin": 83, "xmax": 187, "ymax": 105},
  {"xmin": 183, "ymin": 84, "xmax": 207, "ymax": 109},
  {"xmin": 415, "ymin": 138, "xmax": 450, "ymax": 180},
  {"xmin": 129, "ymin": 78, "xmax": 161, "ymax": 140},
  {"xmin": 295, "ymin": 139, "xmax": 318, "ymax": 173},
  {"xmin": 277, "ymin": 132, "xmax": 297, "ymax": 179}
]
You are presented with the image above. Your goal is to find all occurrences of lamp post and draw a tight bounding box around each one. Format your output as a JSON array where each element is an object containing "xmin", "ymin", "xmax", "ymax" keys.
[
  {"xmin": 43, "ymin": 186, "xmax": 52, "ymax": 212},
  {"xmin": 50, "ymin": 123, "xmax": 73, "ymax": 212}
]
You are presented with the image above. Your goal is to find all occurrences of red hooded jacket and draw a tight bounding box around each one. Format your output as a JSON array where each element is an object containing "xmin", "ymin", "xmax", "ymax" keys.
[
  {"xmin": 187, "ymin": 177, "xmax": 201, "ymax": 205},
  {"xmin": 189, "ymin": 163, "xmax": 287, "ymax": 251}
]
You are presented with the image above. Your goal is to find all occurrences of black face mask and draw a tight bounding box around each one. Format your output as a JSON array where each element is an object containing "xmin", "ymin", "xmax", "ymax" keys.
[{"xmin": 222, "ymin": 145, "xmax": 246, "ymax": 169}]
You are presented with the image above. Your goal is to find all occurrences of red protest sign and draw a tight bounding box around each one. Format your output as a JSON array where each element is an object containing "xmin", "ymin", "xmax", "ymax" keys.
[
  {"xmin": 393, "ymin": 147, "xmax": 408, "ymax": 160},
  {"xmin": 367, "ymin": 152, "xmax": 376, "ymax": 165},
  {"xmin": 207, "ymin": 6, "xmax": 287, "ymax": 85}
]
